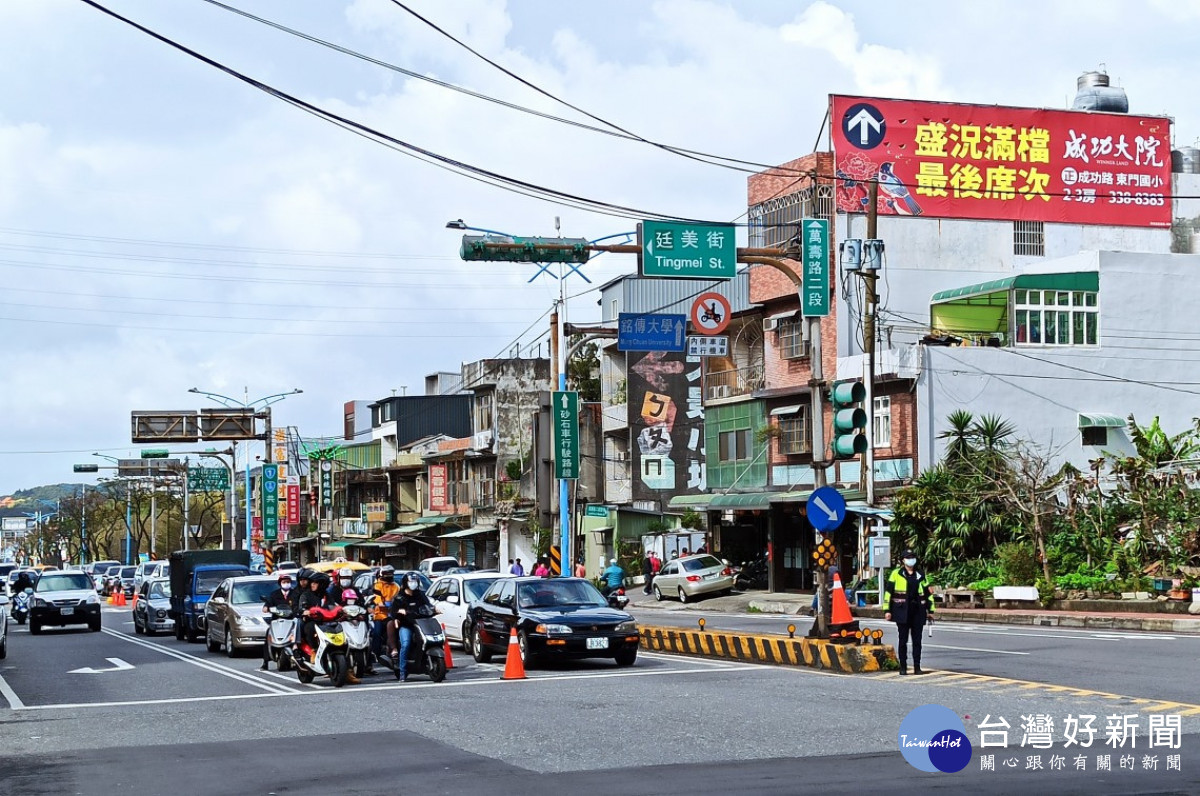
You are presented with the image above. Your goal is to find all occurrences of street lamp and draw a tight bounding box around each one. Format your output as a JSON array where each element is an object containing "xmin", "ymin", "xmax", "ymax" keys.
[
  {"xmin": 188, "ymin": 387, "xmax": 303, "ymax": 554},
  {"xmin": 94, "ymin": 452, "xmax": 135, "ymax": 565}
]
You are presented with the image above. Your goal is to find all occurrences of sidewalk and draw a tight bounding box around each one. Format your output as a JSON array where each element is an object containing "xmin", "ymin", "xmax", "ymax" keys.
[{"xmin": 625, "ymin": 587, "xmax": 1200, "ymax": 635}]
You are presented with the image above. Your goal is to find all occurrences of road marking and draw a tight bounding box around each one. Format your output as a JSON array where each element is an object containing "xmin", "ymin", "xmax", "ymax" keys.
[
  {"xmin": 925, "ymin": 644, "xmax": 1030, "ymax": 656},
  {"xmin": 69, "ymin": 657, "xmax": 135, "ymax": 674},
  {"xmin": 102, "ymin": 630, "xmax": 297, "ymax": 694},
  {"xmin": 939, "ymin": 626, "xmax": 1179, "ymax": 642},
  {"xmin": 0, "ymin": 671, "xmax": 25, "ymax": 709}
]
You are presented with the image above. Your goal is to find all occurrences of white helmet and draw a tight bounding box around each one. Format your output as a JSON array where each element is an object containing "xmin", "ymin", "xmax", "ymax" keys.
[
  {"xmin": 610, "ymin": 558, "xmax": 618, "ymax": 565},
  {"xmin": 338, "ymin": 567, "xmax": 354, "ymax": 579}
]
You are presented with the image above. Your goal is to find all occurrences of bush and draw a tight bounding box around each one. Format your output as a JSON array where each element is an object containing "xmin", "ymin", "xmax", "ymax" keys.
[
  {"xmin": 928, "ymin": 557, "xmax": 997, "ymax": 588},
  {"xmin": 997, "ymin": 542, "xmax": 1040, "ymax": 586},
  {"xmin": 968, "ymin": 576, "xmax": 1004, "ymax": 592},
  {"xmin": 1053, "ymin": 572, "xmax": 1110, "ymax": 592}
]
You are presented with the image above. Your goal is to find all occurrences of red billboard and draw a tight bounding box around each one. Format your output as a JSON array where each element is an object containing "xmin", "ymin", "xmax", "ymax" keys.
[
  {"xmin": 286, "ymin": 485, "xmax": 300, "ymax": 525},
  {"xmin": 428, "ymin": 464, "xmax": 449, "ymax": 511},
  {"xmin": 830, "ymin": 95, "xmax": 1172, "ymax": 227}
]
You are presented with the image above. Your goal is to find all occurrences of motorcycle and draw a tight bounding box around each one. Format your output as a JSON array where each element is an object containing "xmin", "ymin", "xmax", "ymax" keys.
[
  {"xmin": 376, "ymin": 604, "xmax": 447, "ymax": 683},
  {"xmin": 734, "ymin": 557, "xmax": 768, "ymax": 591},
  {"xmin": 264, "ymin": 604, "xmax": 296, "ymax": 672},
  {"xmin": 286, "ymin": 605, "xmax": 351, "ymax": 687},
  {"xmin": 339, "ymin": 601, "xmax": 373, "ymax": 679},
  {"xmin": 12, "ymin": 588, "xmax": 31, "ymax": 625}
]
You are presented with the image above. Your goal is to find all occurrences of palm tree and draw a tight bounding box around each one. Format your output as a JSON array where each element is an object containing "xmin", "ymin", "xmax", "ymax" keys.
[{"xmin": 938, "ymin": 409, "xmax": 976, "ymax": 463}]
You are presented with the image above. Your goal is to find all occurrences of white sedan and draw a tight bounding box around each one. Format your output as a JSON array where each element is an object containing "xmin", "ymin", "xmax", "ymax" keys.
[{"xmin": 427, "ymin": 571, "xmax": 513, "ymax": 653}]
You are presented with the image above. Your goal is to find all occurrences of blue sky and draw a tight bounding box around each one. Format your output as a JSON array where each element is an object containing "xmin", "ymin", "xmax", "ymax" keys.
[{"xmin": 0, "ymin": 0, "xmax": 1196, "ymax": 493}]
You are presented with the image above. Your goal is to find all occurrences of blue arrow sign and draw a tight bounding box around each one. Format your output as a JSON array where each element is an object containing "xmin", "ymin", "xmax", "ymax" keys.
[
  {"xmin": 806, "ymin": 486, "xmax": 847, "ymax": 532},
  {"xmin": 842, "ymin": 102, "xmax": 885, "ymax": 150},
  {"xmin": 617, "ymin": 313, "xmax": 687, "ymax": 352}
]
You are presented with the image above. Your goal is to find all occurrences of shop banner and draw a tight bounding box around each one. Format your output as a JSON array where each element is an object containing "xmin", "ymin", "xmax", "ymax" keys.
[{"xmin": 831, "ymin": 95, "xmax": 1172, "ymax": 227}]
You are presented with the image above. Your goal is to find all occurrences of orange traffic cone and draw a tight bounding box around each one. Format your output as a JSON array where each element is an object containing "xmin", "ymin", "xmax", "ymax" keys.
[
  {"xmin": 828, "ymin": 571, "xmax": 860, "ymax": 643},
  {"xmin": 830, "ymin": 572, "xmax": 853, "ymax": 625},
  {"xmin": 501, "ymin": 627, "xmax": 526, "ymax": 681},
  {"xmin": 441, "ymin": 622, "xmax": 454, "ymax": 670},
  {"xmin": 118, "ymin": 590, "xmax": 126, "ymax": 607}
]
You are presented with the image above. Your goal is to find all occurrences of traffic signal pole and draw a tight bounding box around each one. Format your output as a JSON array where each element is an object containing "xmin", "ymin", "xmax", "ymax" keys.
[{"xmin": 863, "ymin": 181, "xmax": 879, "ymax": 507}]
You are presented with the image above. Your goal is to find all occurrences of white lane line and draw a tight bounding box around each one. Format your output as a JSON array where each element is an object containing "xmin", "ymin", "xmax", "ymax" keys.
[
  {"xmin": 938, "ymin": 626, "xmax": 1178, "ymax": 643},
  {"xmin": 14, "ymin": 660, "xmax": 748, "ymax": 710},
  {"xmin": 925, "ymin": 644, "xmax": 1030, "ymax": 656},
  {"xmin": 102, "ymin": 630, "xmax": 297, "ymax": 694},
  {"xmin": 0, "ymin": 671, "xmax": 26, "ymax": 709}
]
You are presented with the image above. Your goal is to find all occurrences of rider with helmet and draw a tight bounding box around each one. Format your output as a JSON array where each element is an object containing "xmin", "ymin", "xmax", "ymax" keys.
[
  {"xmin": 371, "ymin": 565, "xmax": 400, "ymax": 664},
  {"xmin": 387, "ymin": 572, "xmax": 434, "ymax": 682},
  {"xmin": 298, "ymin": 569, "xmax": 331, "ymax": 659},
  {"xmin": 259, "ymin": 571, "xmax": 296, "ymax": 671},
  {"xmin": 327, "ymin": 566, "xmax": 358, "ymax": 606}
]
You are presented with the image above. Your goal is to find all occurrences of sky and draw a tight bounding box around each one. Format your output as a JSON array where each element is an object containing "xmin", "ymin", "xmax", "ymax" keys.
[{"xmin": 2, "ymin": 0, "xmax": 1199, "ymax": 495}]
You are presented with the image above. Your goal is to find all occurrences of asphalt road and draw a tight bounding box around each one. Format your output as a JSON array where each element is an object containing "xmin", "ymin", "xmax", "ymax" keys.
[
  {"xmin": 627, "ymin": 599, "xmax": 1200, "ymax": 705},
  {"xmin": 1, "ymin": 605, "xmax": 1197, "ymax": 795}
]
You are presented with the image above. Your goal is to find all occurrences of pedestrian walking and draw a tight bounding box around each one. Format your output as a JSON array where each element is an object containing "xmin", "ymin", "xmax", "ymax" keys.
[
  {"xmin": 641, "ymin": 553, "xmax": 655, "ymax": 594},
  {"xmin": 573, "ymin": 559, "xmax": 586, "ymax": 578},
  {"xmin": 510, "ymin": 558, "xmax": 524, "ymax": 576},
  {"xmin": 533, "ymin": 559, "xmax": 550, "ymax": 577},
  {"xmin": 884, "ymin": 549, "xmax": 935, "ymax": 675}
]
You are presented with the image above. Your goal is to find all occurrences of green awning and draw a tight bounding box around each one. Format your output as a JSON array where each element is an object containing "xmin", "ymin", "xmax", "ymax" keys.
[
  {"xmin": 709, "ymin": 490, "xmax": 813, "ymax": 510},
  {"xmin": 668, "ymin": 494, "xmax": 715, "ymax": 509},
  {"xmin": 846, "ymin": 502, "xmax": 895, "ymax": 519},
  {"xmin": 420, "ymin": 515, "xmax": 469, "ymax": 525},
  {"xmin": 323, "ymin": 540, "xmax": 352, "ymax": 549},
  {"xmin": 1078, "ymin": 413, "xmax": 1127, "ymax": 429},
  {"xmin": 386, "ymin": 523, "xmax": 435, "ymax": 535},
  {"xmin": 931, "ymin": 272, "xmax": 1099, "ymax": 304},
  {"xmin": 439, "ymin": 527, "xmax": 496, "ymax": 539}
]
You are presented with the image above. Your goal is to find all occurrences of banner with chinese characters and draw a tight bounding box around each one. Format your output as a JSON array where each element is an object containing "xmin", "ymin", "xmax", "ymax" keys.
[
  {"xmin": 428, "ymin": 464, "xmax": 449, "ymax": 511},
  {"xmin": 626, "ymin": 350, "xmax": 705, "ymax": 502},
  {"xmin": 831, "ymin": 95, "xmax": 1172, "ymax": 227}
]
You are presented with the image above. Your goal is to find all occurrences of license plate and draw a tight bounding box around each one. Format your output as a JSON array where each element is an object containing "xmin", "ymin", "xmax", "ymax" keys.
[
  {"xmin": 586, "ymin": 637, "xmax": 608, "ymax": 650},
  {"xmin": 704, "ymin": 573, "xmax": 718, "ymax": 580},
  {"xmin": 60, "ymin": 606, "xmax": 74, "ymax": 616}
]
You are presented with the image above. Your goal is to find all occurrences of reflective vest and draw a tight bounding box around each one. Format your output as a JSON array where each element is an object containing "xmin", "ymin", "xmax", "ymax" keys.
[{"xmin": 884, "ymin": 567, "xmax": 934, "ymax": 623}]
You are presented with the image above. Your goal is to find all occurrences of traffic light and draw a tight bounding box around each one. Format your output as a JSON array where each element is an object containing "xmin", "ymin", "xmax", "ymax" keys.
[
  {"xmin": 458, "ymin": 235, "xmax": 590, "ymax": 263},
  {"xmin": 73, "ymin": 464, "xmax": 99, "ymax": 473},
  {"xmin": 140, "ymin": 448, "xmax": 170, "ymax": 459},
  {"xmin": 830, "ymin": 380, "xmax": 867, "ymax": 459}
]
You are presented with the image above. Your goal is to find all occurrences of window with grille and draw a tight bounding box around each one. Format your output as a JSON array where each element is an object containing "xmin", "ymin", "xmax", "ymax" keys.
[
  {"xmin": 1013, "ymin": 220, "xmax": 1045, "ymax": 256},
  {"xmin": 718, "ymin": 429, "xmax": 752, "ymax": 462},
  {"xmin": 1081, "ymin": 427, "xmax": 1107, "ymax": 446},
  {"xmin": 873, "ymin": 396, "xmax": 891, "ymax": 448},
  {"xmin": 1013, "ymin": 289, "xmax": 1098, "ymax": 346},
  {"xmin": 748, "ymin": 184, "xmax": 834, "ymax": 249},
  {"xmin": 778, "ymin": 318, "xmax": 809, "ymax": 359},
  {"xmin": 777, "ymin": 412, "xmax": 810, "ymax": 454}
]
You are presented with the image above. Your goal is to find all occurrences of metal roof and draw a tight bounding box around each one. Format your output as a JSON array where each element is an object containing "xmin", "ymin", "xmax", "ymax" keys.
[{"xmin": 931, "ymin": 272, "xmax": 1099, "ymax": 304}]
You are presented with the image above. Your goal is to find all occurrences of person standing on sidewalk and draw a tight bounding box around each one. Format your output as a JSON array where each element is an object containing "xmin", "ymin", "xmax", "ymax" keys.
[
  {"xmin": 884, "ymin": 549, "xmax": 935, "ymax": 675},
  {"xmin": 641, "ymin": 553, "xmax": 655, "ymax": 595}
]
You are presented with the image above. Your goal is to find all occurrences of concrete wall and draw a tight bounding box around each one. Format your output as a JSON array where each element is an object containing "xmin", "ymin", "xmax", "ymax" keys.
[{"xmin": 916, "ymin": 251, "xmax": 1200, "ymax": 473}]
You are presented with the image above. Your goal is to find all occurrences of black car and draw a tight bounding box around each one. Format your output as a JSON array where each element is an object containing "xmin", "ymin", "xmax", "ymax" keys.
[{"xmin": 468, "ymin": 576, "xmax": 639, "ymax": 668}]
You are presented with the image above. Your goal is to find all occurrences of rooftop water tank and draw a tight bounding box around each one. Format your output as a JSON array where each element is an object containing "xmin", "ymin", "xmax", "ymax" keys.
[
  {"xmin": 1171, "ymin": 146, "xmax": 1200, "ymax": 174},
  {"xmin": 1072, "ymin": 71, "xmax": 1129, "ymax": 113}
]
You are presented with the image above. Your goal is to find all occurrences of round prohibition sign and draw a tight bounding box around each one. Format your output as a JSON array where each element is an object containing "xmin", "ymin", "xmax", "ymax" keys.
[{"xmin": 690, "ymin": 292, "xmax": 731, "ymax": 335}]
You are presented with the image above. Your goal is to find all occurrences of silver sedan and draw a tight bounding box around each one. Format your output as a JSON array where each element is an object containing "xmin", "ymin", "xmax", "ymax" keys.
[{"xmin": 651, "ymin": 555, "xmax": 734, "ymax": 603}]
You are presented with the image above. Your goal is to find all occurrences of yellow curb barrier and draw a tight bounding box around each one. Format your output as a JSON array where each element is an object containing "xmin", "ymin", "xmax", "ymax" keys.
[{"xmin": 639, "ymin": 625, "xmax": 897, "ymax": 673}]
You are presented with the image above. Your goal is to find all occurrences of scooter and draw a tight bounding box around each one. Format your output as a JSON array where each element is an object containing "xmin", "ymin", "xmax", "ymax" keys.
[
  {"xmin": 12, "ymin": 588, "xmax": 31, "ymax": 625},
  {"xmin": 286, "ymin": 605, "xmax": 350, "ymax": 687},
  {"xmin": 340, "ymin": 601, "xmax": 373, "ymax": 678},
  {"xmin": 377, "ymin": 604, "xmax": 447, "ymax": 683},
  {"xmin": 734, "ymin": 557, "xmax": 768, "ymax": 591},
  {"xmin": 264, "ymin": 604, "xmax": 296, "ymax": 672}
]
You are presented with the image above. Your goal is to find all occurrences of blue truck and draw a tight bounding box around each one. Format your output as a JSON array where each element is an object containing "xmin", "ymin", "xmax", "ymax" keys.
[{"xmin": 168, "ymin": 549, "xmax": 251, "ymax": 642}]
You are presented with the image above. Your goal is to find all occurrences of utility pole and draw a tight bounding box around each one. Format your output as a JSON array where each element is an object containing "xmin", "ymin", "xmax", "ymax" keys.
[{"xmin": 862, "ymin": 181, "xmax": 880, "ymax": 507}]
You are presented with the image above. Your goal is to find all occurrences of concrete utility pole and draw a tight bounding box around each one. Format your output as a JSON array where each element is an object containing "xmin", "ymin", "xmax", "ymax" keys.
[{"xmin": 862, "ymin": 181, "xmax": 880, "ymax": 507}]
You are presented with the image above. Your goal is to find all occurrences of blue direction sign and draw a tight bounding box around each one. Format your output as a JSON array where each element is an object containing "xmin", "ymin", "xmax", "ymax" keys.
[
  {"xmin": 806, "ymin": 485, "xmax": 846, "ymax": 533},
  {"xmin": 261, "ymin": 464, "xmax": 279, "ymax": 540},
  {"xmin": 617, "ymin": 313, "xmax": 686, "ymax": 352}
]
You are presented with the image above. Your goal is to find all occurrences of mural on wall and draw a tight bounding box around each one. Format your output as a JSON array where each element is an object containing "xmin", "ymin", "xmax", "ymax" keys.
[{"xmin": 627, "ymin": 350, "xmax": 705, "ymax": 502}]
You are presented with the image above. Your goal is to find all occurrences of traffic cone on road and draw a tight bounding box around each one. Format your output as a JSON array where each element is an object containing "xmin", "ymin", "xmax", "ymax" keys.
[
  {"xmin": 501, "ymin": 628, "xmax": 526, "ymax": 681},
  {"xmin": 117, "ymin": 590, "xmax": 126, "ymax": 607},
  {"xmin": 828, "ymin": 571, "xmax": 860, "ymax": 644},
  {"xmin": 441, "ymin": 623, "xmax": 454, "ymax": 670}
]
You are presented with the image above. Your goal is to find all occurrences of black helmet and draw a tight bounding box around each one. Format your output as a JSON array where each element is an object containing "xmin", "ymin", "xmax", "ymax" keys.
[
  {"xmin": 379, "ymin": 565, "xmax": 395, "ymax": 582},
  {"xmin": 296, "ymin": 568, "xmax": 313, "ymax": 583}
]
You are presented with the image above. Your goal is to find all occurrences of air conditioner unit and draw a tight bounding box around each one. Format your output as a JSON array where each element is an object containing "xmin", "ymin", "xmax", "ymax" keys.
[
  {"xmin": 763, "ymin": 317, "xmax": 780, "ymax": 332},
  {"xmin": 711, "ymin": 385, "xmax": 731, "ymax": 399},
  {"xmin": 611, "ymin": 451, "xmax": 628, "ymax": 462}
]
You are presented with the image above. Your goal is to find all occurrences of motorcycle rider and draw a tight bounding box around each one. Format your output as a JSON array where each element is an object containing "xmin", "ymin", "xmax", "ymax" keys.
[
  {"xmin": 387, "ymin": 573, "xmax": 434, "ymax": 682},
  {"xmin": 259, "ymin": 571, "xmax": 295, "ymax": 671},
  {"xmin": 327, "ymin": 567, "xmax": 357, "ymax": 606},
  {"xmin": 601, "ymin": 558, "xmax": 625, "ymax": 597},
  {"xmin": 298, "ymin": 568, "xmax": 360, "ymax": 684},
  {"xmin": 371, "ymin": 566, "xmax": 400, "ymax": 666},
  {"xmin": 12, "ymin": 569, "xmax": 34, "ymax": 596}
]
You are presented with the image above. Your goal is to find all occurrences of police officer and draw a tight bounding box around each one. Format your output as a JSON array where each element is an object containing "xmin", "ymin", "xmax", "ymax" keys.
[{"xmin": 884, "ymin": 549, "xmax": 935, "ymax": 675}]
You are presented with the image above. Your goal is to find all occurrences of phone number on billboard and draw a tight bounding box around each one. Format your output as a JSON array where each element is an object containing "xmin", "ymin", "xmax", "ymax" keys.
[{"xmin": 1108, "ymin": 192, "xmax": 1166, "ymax": 206}]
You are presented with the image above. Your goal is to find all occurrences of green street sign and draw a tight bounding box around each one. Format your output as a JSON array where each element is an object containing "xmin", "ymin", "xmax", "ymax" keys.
[
  {"xmin": 801, "ymin": 218, "xmax": 830, "ymax": 317},
  {"xmin": 552, "ymin": 391, "xmax": 579, "ymax": 480},
  {"xmin": 640, "ymin": 220, "xmax": 736, "ymax": 279},
  {"xmin": 459, "ymin": 235, "xmax": 590, "ymax": 264},
  {"xmin": 585, "ymin": 504, "xmax": 609, "ymax": 518},
  {"xmin": 261, "ymin": 464, "xmax": 279, "ymax": 541},
  {"xmin": 188, "ymin": 467, "xmax": 230, "ymax": 492}
]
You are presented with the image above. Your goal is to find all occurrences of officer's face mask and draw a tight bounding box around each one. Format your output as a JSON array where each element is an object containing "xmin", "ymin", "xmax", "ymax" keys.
[{"xmin": 903, "ymin": 558, "xmax": 917, "ymax": 567}]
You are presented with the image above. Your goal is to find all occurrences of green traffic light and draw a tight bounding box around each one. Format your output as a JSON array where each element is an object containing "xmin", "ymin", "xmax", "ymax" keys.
[
  {"xmin": 458, "ymin": 235, "xmax": 590, "ymax": 264},
  {"xmin": 830, "ymin": 379, "xmax": 867, "ymax": 458},
  {"xmin": 140, "ymin": 448, "xmax": 170, "ymax": 459}
]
